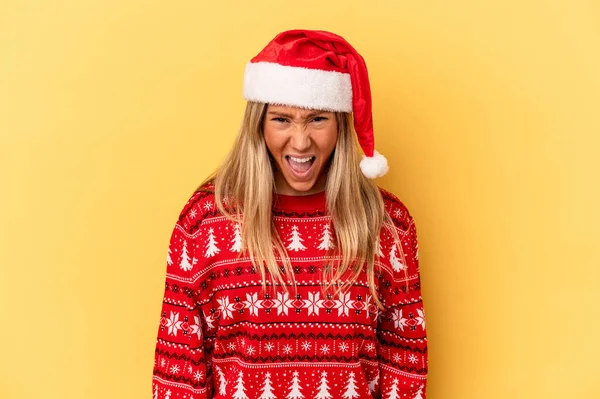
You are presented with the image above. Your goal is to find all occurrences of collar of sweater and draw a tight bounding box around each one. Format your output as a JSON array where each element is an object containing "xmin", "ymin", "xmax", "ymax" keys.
[{"xmin": 272, "ymin": 190, "xmax": 326, "ymax": 211}]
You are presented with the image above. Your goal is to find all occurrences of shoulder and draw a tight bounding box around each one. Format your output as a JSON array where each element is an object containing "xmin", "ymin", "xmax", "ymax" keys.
[
  {"xmin": 377, "ymin": 186, "xmax": 414, "ymax": 233},
  {"xmin": 175, "ymin": 183, "xmax": 217, "ymax": 234}
]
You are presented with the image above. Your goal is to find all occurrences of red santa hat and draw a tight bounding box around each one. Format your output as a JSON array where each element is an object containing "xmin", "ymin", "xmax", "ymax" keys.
[{"xmin": 242, "ymin": 29, "xmax": 389, "ymax": 179}]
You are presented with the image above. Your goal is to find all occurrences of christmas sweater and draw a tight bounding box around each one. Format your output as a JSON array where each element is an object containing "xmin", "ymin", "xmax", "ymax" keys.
[{"xmin": 152, "ymin": 184, "xmax": 427, "ymax": 399}]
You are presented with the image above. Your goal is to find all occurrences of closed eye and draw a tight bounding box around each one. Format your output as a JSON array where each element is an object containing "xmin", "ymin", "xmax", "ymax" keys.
[
  {"xmin": 272, "ymin": 117, "xmax": 289, "ymax": 123},
  {"xmin": 312, "ymin": 116, "xmax": 328, "ymax": 122}
]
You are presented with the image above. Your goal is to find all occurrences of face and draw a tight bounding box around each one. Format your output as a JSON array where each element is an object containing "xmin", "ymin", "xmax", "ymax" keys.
[{"xmin": 263, "ymin": 104, "xmax": 338, "ymax": 196}]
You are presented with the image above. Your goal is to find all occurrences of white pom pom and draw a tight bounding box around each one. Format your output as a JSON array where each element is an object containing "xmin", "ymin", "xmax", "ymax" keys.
[{"xmin": 360, "ymin": 150, "xmax": 389, "ymax": 179}]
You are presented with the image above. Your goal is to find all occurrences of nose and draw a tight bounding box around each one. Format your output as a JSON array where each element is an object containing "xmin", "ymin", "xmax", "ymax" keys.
[{"xmin": 289, "ymin": 125, "xmax": 312, "ymax": 152}]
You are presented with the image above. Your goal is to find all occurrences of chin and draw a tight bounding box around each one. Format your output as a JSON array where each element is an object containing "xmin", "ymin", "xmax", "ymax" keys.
[{"xmin": 290, "ymin": 182, "xmax": 317, "ymax": 192}]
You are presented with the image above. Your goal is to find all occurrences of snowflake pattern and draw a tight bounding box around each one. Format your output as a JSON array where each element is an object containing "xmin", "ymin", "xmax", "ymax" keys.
[
  {"xmin": 190, "ymin": 315, "xmax": 202, "ymax": 340},
  {"xmin": 243, "ymin": 292, "xmax": 263, "ymax": 316},
  {"xmin": 204, "ymin": 314, "xmax": 215, "ymax": 330},
  {"xmin": 391, "ymin": 309, "xmax": 408, "ymax": 331},
  {"xmin": 333, "ymin": 292, "xmax": 355, "ymax": 317},
  {"xmin": 217, "ymin": 296, "xmax": 235, "ymax": 320},
  {"xmin": 303, "ymin": 291, "xmax": 325, "ymax": 316},
  {"xmin": 416, "ymin": 308, "xmax": 426, "ymax": 330},
  {"xmin": 166, "ymin": 311, "xmax": 183, "ymax": 336},
  {"xmin": 273, "ymin": 292, "xmax": 294, "ymax": 316},
  {"xmin": 206, "ymin": 291, "xmax": 375, "ymax": 321},
  {"xmin": 391, "ymin": 308, "xmax": 426, "ymax": 332}
]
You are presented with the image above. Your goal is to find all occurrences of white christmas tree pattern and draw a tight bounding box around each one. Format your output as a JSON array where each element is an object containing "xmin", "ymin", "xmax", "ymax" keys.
[
  {"xmin": 287, "ymin": 225, "xmax": 307, "ymax": 251},
  {"xmin": 232, "ymin": 371, "xmax": 249, "ymax": 399},
  {"xmin": 179, "ymin": 240, "xmax": 195, "ymax": 272},
  {"xmin": 385, "ymin": 378, "xmax": 400, "ymax": 399},
  {"xmin": 413, "ymin": 385, "xmax": 425, "ymax": 399},
  {"xmin": 389, "ymin": 242, "xmax": 407, "ymax": 272},
  {"xmin": 367, "ymin": 373, "xmax": 379, "ymax": 394},
  {"xmin": 259, "ymin": 372, "xmax": 277, "ymax": 399},
  {"xmin": 342, "ymin": 372, "xmax": 360, "ymax": 399},
  {"xmin": 204, "ymin": 227, "xmax": 221, "ymax": 258},
  {"xmin": 166, "ymin": 246, "xmax": 173, "ymax": 266},
  {"xmin": 315, "ymin": 371, "xmax": 332, "ymax": 399},
  {"xmin": 153, "ymin": 385, "xmax": 159, "ymax": 399},
  {"xmin": 214, "ymin": 365, "xmax": 228, "ymax": 396},
  {"xmin": 230, "ymin": 223, "xmax": 242, "ymax": 252},
  {"xmin": 286, "ymin": 371, "xmax": 304, "ymax": 399},
  {"xmin": 317, "ymin": 223, "xmax": 335, "ymax": 250}
]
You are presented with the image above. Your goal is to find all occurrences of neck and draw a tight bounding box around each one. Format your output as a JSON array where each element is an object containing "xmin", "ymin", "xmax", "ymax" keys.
[{"xmin": 274, "ymin": 165, "xmax": 329, "ymax": 196}]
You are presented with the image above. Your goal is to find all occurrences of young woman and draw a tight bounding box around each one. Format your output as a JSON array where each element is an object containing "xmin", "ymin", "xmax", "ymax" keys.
[{"xmin": 151, "ymin": 30, "xmax": 427, "ymax": 399}]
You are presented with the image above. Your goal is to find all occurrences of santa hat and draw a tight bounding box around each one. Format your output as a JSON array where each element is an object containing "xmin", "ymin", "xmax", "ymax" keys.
[{"xmin": 242, "ymin": 29, "xmax": 389, "ymax": 179}]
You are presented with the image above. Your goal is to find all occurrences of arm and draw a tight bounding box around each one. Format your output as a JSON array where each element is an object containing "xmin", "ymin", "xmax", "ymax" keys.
[
  {"xmin": 152, "ymin": 192, "xmax": 210, "ymax": 399},
  {"xmin": 377, "ymin": 209, "xmax": 428, "ymax": 399}
]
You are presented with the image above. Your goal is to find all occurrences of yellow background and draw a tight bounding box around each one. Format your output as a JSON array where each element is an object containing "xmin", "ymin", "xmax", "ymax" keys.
[{"xmin": 1, "ymin": 1, "xmax": 599, "ymax": 398}]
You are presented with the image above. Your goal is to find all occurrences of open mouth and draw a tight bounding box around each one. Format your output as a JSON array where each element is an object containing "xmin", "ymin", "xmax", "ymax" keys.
[{"xmin": 285, "ymin": 155, "xmax": 316, "ymax": 177}]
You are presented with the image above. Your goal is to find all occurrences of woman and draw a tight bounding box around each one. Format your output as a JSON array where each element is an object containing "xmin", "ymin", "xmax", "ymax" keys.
[{"xmin": 151, "ymin": 29, "xmax": 427, "ymax": 399}]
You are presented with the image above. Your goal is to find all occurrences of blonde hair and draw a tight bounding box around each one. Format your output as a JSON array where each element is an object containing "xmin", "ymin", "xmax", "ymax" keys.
[{"xmin": 196, "ymin": 101, "xmax": 401, "ymax": 309}]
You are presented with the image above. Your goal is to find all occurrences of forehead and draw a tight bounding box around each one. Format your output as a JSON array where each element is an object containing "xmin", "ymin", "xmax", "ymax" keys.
[{"xmin": 266, "ymin": 104, "xmax": 333, "ymax": 117}]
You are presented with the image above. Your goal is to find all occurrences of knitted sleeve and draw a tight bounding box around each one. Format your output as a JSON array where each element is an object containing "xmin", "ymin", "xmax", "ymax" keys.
[
  {"xmin": 151, "ymin": 191, "xmax": 211, "ymax": 399},
  {"xmin": 376, "ymin": 197, "xmax": 428, "ymax": 399}
]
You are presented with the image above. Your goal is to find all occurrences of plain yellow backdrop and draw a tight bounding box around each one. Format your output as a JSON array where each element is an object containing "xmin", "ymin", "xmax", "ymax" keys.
[{"xmin": 1, "ymin": 1, "xmax": 599, "ymax": 398}]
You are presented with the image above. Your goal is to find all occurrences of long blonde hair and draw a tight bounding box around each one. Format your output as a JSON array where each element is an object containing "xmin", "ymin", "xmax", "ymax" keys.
[{"xmin": 196, "ymin": 101, "xmax": 401, "ymax": 309}]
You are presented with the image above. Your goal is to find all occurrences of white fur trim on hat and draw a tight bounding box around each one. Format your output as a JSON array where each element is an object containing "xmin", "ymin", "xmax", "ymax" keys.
[
  {"xmin": 243, "ymin": 62, "xmax": 353, "ymax": 112},
  {"xmin": 360, "ymin": 150, "xmax": 389, "ymax": 179}
]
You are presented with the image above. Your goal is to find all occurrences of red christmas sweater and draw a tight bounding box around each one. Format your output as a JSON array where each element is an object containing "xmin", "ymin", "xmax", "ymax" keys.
[{"xmin": 152, "ymin": 185, "xmax": 427, "ymax": 399}]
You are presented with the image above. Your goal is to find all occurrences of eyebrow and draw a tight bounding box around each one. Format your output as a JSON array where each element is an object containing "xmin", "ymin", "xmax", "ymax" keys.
[{"xmin": 267, "ymin": 110, "xmax": 326, "ymax": 119}]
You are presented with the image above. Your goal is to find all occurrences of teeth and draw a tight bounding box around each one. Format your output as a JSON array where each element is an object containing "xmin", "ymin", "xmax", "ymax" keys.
[{"xmin": 289, "ymin": 156, "xmax": 314, "ymax": 163}]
